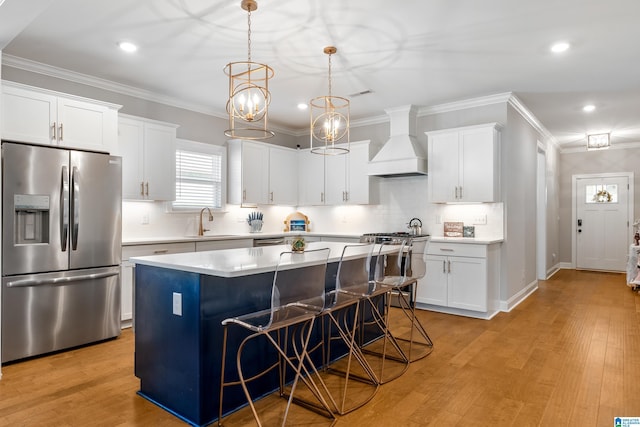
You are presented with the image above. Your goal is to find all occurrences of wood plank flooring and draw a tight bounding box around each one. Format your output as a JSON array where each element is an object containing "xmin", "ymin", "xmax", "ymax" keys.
[{"xmin": 1, "ymin": 269, "xmax": 639, "ymax": 426}]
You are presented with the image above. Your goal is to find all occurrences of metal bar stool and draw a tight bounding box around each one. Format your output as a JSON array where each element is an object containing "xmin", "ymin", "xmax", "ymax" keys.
[
  {"xmin": 218, "ymin": 248, "xmax": 335, "ymax": 427},
  {"xmin": 376, "ymin": 236, "xmax": 433, "ymax": 362},
  {"xmin": 302, "ymin": 243, "xmax": 380, "ymax": 415}
]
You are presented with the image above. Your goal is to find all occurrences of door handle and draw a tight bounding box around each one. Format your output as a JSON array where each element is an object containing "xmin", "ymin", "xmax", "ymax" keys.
[
  {"xmin": 71, "ymin": 166, "xmax": 80, "ymax": 250},
  {"xmin": 60, "ymin": 166, "xmax": 69, "ymax": 252}
]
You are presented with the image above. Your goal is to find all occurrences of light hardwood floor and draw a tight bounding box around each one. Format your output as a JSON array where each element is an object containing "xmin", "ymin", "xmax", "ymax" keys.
[{"xmin": 1, "ymin": 269, "xmax": 639, "ymax": 426}]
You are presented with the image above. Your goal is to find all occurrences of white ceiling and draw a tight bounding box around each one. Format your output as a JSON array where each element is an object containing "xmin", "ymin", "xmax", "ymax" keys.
[{"xmin": 2, "ymin": 0, "xmax": 640, "ymax": 149}]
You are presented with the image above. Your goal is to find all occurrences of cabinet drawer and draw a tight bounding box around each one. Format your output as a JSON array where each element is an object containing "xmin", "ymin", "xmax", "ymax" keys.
[
  {"xmin": 122, "ymin": 242, "xmax": 195, "ymax": 260},
  {"xmin": 427, "ymin": 242, "xmax": 487, "ymax": 258},
  {"xmin": 195, "ymin": 239, "xmax": 253, "ymax": 251}
]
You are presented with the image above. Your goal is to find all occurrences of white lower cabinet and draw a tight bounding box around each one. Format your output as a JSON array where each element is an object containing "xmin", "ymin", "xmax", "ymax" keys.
[
  {"xmin": 121, "ymin": 242, "xmax": 196, "ymax": 325},
  {"xmin": 416, "ymin": 241, "xmax": 500, "ymax": 315}
]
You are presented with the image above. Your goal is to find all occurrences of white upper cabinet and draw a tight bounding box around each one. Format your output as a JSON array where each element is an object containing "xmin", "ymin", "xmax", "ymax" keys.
[
  {"xmin": 227, "ymin": 139, "xmax": 297, "ymax": 206},
  {"xmin": 1, "ymin": 81, "xmax": 120, "ymax": 153},
  {"xmin": 298, "ymin": 140, "xmax": 373, "ymax": 206},
  {"xmin": 426, "ymin": 123, "xmax": 501, "ymax": 203},
  {"xmin": 117, "ymin": 114, "xmax": 178, "ymax": 201},
  {"xmin": 268, "ymin": 146, "xmax": 298, "ymax": 205}
]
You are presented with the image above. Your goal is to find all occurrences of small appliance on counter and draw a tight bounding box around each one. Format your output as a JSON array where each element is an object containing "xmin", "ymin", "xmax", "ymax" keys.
[{"xmin": 283, "ymin": 211, "xmax": 310, "ymax": 232}]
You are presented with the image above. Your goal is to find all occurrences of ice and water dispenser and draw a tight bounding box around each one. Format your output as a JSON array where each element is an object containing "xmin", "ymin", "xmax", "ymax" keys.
[{"xmin": 14, "ymin": 194, "xmax": 50, "ymax": 245}]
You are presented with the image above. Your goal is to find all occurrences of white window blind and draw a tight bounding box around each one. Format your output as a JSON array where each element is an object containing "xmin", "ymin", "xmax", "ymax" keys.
[{"xmin": 173, "ymin": 142, "xmax": 224, "ymax": 210}]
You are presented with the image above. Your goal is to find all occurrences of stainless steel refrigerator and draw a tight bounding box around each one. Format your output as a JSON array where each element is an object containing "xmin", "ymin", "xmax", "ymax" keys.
[{"xmin": 1, "ymin": 142, "xmax": 122, "ymax": 363}]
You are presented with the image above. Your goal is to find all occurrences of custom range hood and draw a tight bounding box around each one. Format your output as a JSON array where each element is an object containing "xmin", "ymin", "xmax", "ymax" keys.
[{"xmin": 367, "ymin": 105, "xmax": 427, "ymax": 177}]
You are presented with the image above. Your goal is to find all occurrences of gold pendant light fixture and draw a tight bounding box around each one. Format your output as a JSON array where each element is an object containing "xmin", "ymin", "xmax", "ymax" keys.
[
  {"xmin": 224, "ymin": 0, "xmax": 274, "ymax": 140},
  {"xmin": 310, "ymin": 46, "xmax": 350, "ymax": 155}
]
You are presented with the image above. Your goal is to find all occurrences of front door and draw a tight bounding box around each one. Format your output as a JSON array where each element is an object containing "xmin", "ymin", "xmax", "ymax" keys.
[{"xmin": 576, "ymin": 174, "xmax": 630, "ymax": 271}]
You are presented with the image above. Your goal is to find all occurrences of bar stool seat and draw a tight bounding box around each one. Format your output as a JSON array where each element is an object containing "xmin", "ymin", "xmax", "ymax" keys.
[
  {"xmin": 376, "ymin": 236, "xmax": 433, "ymax": 362},
  {"xmin": 218, "ymin": 248, "xmax": 334, "ymax": 427}
]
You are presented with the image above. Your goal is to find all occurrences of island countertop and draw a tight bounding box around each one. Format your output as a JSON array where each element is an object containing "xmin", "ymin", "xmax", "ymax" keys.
[{"xmin": 130, "ymin": 241, "xmax": 389, "ymax": 278}]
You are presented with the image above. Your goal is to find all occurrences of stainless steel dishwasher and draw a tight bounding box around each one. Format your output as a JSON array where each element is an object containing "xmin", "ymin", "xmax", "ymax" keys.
[{"xmin": 253, "ymin": 237, "xmax": 285, "ymax": 247}]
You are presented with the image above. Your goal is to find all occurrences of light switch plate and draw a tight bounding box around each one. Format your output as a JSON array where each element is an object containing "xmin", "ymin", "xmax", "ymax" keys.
[{"xmin": 172, "ymin": 292, "xmax": 182, "ymax": 316}]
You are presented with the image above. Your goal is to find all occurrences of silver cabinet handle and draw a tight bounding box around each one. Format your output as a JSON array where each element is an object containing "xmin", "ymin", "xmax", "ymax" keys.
[
  {"xmin": 243, "ymin": 189, "xmax": 246, "ymax": 201},
  {"xmin": 153, "ymin": 249, "xmax": 169, "ymax": 254},
  {"xmin": 270, "ymin": 191, "xmax": 274, "ymax": 202},
  {"xmin": 140, "ymin": 182, "xmax": 145, "ymax": 196},
  {"xmin": 71, "ymin": 166, "xmax": 80, "ymax": 250},
  {"xmin": 59, "ymin": 123, "xmax": 64, "ymax": 141},
  {"xmin": 60, "ymin": 165, "xmax": 69, "ymax": 252},
  {"xmin": 145, "ymin": 182, "xmax": 149, "ymax": 196},
  {"xmin": 439, "ymin": 248, "xmax": 454, "ymax": 252},
  {"xmin": 455, "ymin": 186, "xmax": 459, "ymax": 199},
  {"xmin": 52, "ymin": 122, "xmax": 57, "ymax": 140},
  {"xmin": 459, "ymin": 186, "xmax": 463, "ymax": 199},
  {"xmin": 442, "ymin": 260, "xmax": 446, "ymax": 273},
  {"xmin": 321, "ymin": 192, "xmax": 324, "ymax": 203},
  {"xmin": 448, "ymin": 260, "xmax": 451, "ymax": 273}
]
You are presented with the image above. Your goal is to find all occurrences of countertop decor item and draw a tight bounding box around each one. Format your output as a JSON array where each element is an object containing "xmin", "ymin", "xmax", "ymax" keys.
[
  {"xmin": 444, "ymin": 222, "xmax": 464, "ymax": 237},
  {"xmin": 283, "ymin": 211, "xmax": 310, "ymax": 232},
  {"xmin": 247, "ymin": 211, "xmax": 263, "ymax": 232},
  {"xmin": 291, "ymin": 236, "xmax": 306, "ymax": 252}
]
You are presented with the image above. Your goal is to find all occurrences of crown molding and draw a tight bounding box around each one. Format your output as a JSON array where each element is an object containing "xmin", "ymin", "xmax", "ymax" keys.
[
  {"xmin": 418, "ymin": 92, "xmax": 512, "ymax": 116},
  {"xmin": 507, "ymin": 94, "xmax": 560, "ymax": 151},
  {"xmin": 2, "ymin": 54, "xmax": 299, "ymax": 136},
  {"xmin": 560, "ymin": 140, "xmax": 640, "ymax": 154}
]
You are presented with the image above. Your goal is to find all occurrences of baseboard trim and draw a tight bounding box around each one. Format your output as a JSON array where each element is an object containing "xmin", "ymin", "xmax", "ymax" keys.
[
  {"xmin": 499, "ymin": 279, "xmax": 538, "ymax": 312},
  {"xmin": 415, "ymin": 303, "xmax": 499, "ymax": 320}
]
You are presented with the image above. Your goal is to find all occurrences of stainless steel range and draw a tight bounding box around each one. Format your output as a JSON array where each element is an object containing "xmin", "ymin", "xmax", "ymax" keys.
[{"xmin": 360, "ymin": 232, "xmax": 430, "ymax": 244}]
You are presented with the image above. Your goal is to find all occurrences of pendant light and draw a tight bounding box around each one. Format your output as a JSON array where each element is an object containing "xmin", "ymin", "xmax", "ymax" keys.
[
  {"xmin": 310, "ymin": 46, "xmax": 350, "ymax": 154},
  {"xmin": 224, "ymin": 0, "xmax": 274, "ymax": 140}
]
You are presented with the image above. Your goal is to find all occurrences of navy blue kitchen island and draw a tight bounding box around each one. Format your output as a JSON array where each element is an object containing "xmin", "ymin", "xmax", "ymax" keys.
[{"xmin": 132, "ymin": 242, "xmax": 382, "ymax": 426}]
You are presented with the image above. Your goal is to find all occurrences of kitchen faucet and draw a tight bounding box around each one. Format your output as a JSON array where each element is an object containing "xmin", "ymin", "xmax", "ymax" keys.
[{"xmin": 198, "ymin": 207, "xmax": 214, "ymax": 236}]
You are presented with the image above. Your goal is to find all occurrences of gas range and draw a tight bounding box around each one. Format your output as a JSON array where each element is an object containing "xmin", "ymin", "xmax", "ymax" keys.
[{"xmin": 360, "ymin": 232, "xmax": 430, "ymax": 244}]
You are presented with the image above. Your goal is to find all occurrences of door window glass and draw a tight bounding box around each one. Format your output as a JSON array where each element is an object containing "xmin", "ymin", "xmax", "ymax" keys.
[{"xmin": 586, "ymin": 184, "xmax": 618, "ymax": 203}]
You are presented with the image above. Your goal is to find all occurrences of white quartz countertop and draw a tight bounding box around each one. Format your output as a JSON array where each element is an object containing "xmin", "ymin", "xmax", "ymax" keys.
[
  {"xmin": 122, "ymin": 232, "xmax": 361, "ymax": 246},
  {"xmin": 130, "ymin": 241, "xmax": 394, "ymax": 278}
]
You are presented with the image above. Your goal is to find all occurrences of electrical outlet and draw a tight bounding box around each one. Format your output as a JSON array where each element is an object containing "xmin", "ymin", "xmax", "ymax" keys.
[
  {"xmin": 172, "ymin": 292, "xmax": 182, "ymax": 316},
  {"xmin": 472, "ymin": 215, "xmax": 487, "ymax": 225},
  {"xmin": 141, "ymin": 214, "xmax": 149, "ymax": 224},
  {"xmin": 435, "ymin": 215, "xmax": 442, "ymax": 224}
]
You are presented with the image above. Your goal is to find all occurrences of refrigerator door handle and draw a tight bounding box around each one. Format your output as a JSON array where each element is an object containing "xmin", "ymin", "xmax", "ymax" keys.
[
  {"xmin": 71, "ymin": 166, "xmax": 80, "ymax": 250},
  {"xmin": 60, "ymin": 165, "xmax": 69, "ymax": 252},
  {"xmin": 5, "ymin": 270, "xmax": 120, "ymax": 288}
]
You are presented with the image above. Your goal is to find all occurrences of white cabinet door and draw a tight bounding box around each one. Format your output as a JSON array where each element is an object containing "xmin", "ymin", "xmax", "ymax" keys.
[
  {"xmin": 57, "ymin": 97, "xmax": 118, "ymax": 153},
  {"xmin": 459, "ymin": 127, "xmax": 498, "ymax": 202},
  {"xmin": 144, "ymin": 122, "xmax": 176, "ymax": 201},
  {"xmin": 325, "ymin": 153, "xmax": 347, "ymax": 205},
  {"xmin": 117, "ymin": 115, "xmax": 177, "ymax": 201},
  {"xmin": 1, "ymin": 82, "xmax": 120, "ymax": 152},
  {"xmin": 417, "ymin": 255, "xmax": 449, "ymax": 306},
  {"xmin": 269, "ymin": 146, "xmax": 297, "ymax": 205},
  {"xmin": 241, "ymin": 141, "xmax": 269, "ymax": 205},
  {"xmin": 121, "ymin": 263, "xmax": 134, "ymax": 323},
  {"xmin": 448, "ymin": 256, "xmax": 487, "ymax": 311},
  {"xmin": 428, "ymin": 131, "xmax": 459, "ymax": 202},
  {"xmin": 427, "ymin": 123, "xmax": 500, "ymax": 203},
  {"xmin": 1, "ymin": 84, "xmax": 57, "ymax": 145},
  {"xmin": 117, "ymin": 117, "xmax": 145, "ymax": 199},
  {"xmin": 298, "ymin": 149, "xmax": 325, "ymax": 205},
  {"xmin": 346, "ymin": 143, "xmax": 371, "ymax": 204}
]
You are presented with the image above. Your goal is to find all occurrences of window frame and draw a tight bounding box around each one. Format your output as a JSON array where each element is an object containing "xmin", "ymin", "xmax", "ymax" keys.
[{"xmin": 168, "ymin": 138, "xmax": 227, "ymax": 213}]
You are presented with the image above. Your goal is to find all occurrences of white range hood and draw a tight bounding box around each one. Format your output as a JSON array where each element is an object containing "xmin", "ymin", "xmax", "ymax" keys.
[{"xmin": 367, "ymin": 105, "xmax": 427, "ymax": 177}]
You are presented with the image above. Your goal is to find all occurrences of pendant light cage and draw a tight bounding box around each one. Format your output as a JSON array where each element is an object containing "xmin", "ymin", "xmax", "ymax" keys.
[
  {"xmin": 224, "ymin": 0, "xmax": 274, "ymax": 140},
  {"xmin": 310, "ymin": 46, "xmax": 350, "ymax": 155}
]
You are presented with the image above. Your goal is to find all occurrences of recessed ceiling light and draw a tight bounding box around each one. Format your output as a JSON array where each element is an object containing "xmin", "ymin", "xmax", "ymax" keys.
[
  {"xmin": 551, "ymin": 42, "xmax": 570, "ymax": 53},
  {"xmin": 297, "ymin": 103, "xmax": 308, "ymax": 110},
  {"xmin": 118, "ymin": 41, "xmax": 138, "ymax": 53},
  {"xmin": 583, "ymin": 104, "xmax": 596, "ymax": 112}
]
